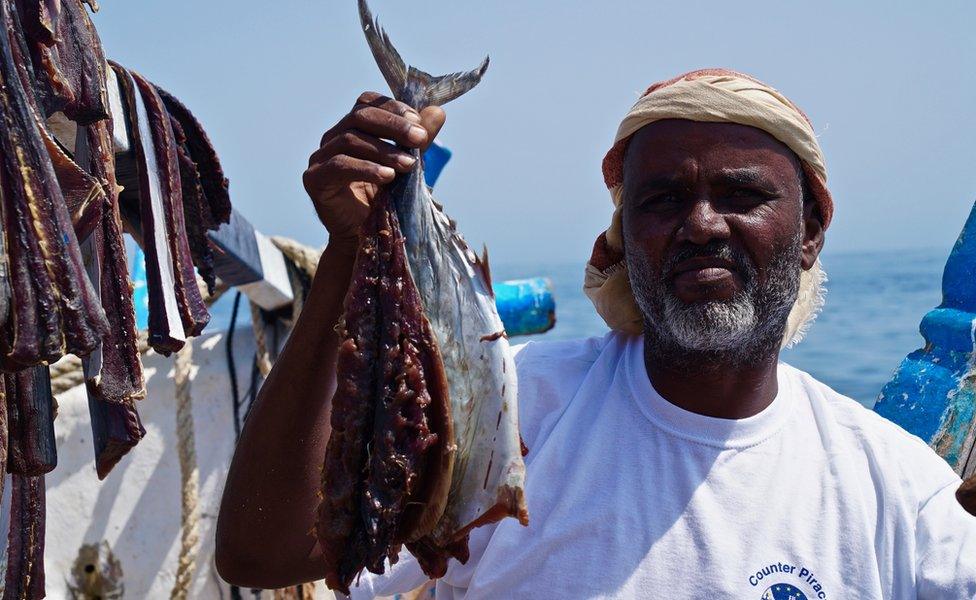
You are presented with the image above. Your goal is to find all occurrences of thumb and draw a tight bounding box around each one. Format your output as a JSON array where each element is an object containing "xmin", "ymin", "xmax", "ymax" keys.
[{"xmin": 418, "ymin": 106, "xmax": 446, "ymax": 152}]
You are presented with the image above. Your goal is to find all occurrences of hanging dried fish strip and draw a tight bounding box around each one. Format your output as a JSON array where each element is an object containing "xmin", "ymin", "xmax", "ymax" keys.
[
  {"xmin": 4, "ymin": 474, "xmax": 47, "ymax": 600},
  {"xmin": 111, "ymin": 63, "xmax": 186, "ymax": 355},
  {"xmin": 0, "ymin": 378, "xmax": 7, "ymax": 501},
  {"xmin": 0, "ymin": 0, "xmax": 108, "ymax": 368},
  {"xmin": 71, "ymin": 108, "xmax": 144, "ymax": 405},
  {"xmin": 131, "ymin": 70, "xmax": 210, "ymax": 339},
  {"xmin": 18, "ymin": 0, "xmax": 107, "ymax": 123},
  {"xmin": 168, "ymin": 113, "xmax": 217, "ymax": 294},
  {"xmin": 156, "ymin": 86, "xmax": 232, "ymax": 227},
  {"xmin": 6, "ymin": 2, "xmax": 104, "ymax": 238},
  {"xmin": 86, "ymin": 387, "xmax": 146, "ymax": 480},
  {"xmin": 14, "ymin": 0, "xmax": 62, "ymax": 46},
  {"xmin": 49, "ymin": 0, "xmax": 107, "ymax": 124},
  {"xmin": 5, "ymin": 366, "xmax": 57, "ymax": 476},
  {"xmin": 318, "ymin": 191, "xmax": 454, "ymax": 594}
]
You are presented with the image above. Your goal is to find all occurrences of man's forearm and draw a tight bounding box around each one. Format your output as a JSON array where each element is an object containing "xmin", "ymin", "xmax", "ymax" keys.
[{"xmin": 215, "ymin": 238, "xmax": 357, "ymax": 588}]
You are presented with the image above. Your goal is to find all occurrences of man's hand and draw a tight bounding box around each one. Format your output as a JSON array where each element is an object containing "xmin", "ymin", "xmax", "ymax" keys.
[{"xmin": 303, "ymin": 91, "xmax": 446, "ymax": 243}]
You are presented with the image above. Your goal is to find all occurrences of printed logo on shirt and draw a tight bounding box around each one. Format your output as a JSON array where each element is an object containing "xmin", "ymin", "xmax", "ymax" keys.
[
  {"xmin": 761, "ymin": 584, "xmax": 807, "ymax": 600},
  {"xmin": 748, "ymin": 561, "xmax": 830, "ymax": 599}
]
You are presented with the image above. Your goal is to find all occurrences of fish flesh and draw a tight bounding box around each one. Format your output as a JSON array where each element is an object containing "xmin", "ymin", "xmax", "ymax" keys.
[
  {"xmin": 5, "ymin": 366, "xmax": 57, "ymax": 476},
  {"xmin": 318, "ymin": 188, "xmax": 454, "ymax": 591},
  {"xmin": 130, "ymin": 70, "xmax": 210, "ymax": 339},
  {"xmin": 77, "ymin": 117, "xmax": 146, "ymax": 404},
  {"xmin": 0, "ymin": 0, "xmax": 108, "ymax": 368},
  {"xmin": 317, "ymin": 1, "xmax": 527, "ymax": 591},
  {"xmin": 18, "ymin": 0, "xmax": 108, "ymax": 124},
  {"xmin": 4, "ymin": 474, "xmax": 47, "ymax": 599}
]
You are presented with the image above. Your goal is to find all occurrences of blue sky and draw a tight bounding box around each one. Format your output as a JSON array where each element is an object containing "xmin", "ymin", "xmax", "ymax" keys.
[{"xmin": 93, "ymin": 0, "xmax": 976, "ymax": 267}]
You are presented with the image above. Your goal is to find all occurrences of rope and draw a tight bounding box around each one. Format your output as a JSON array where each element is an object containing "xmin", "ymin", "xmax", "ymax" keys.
[
  {"xmin": 171, "ymin": 339, "xmax": 200, "ymax": 600},
  {"xmin": 250, "ymin": 302, "xmax": 273, "ymax": 379},
  {"xmin": 270, "ymin": 236, "xmax": 321, "ymax": 277},
  {"xmin": 49, "ymin": 355, "xmax": 86, "ymax": 395}
]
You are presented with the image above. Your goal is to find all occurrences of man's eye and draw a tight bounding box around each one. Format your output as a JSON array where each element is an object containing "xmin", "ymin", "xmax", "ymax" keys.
[
  {"xmin": 724, "ymin": 189, "xmax": 768, "ymax": 208},
  {"xmin": 639, "ymin": 193, "xmax": 681, "ymax": 210}
]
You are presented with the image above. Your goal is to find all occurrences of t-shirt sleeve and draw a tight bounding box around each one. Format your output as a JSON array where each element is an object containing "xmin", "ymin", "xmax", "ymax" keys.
[{"xmin": 915, "ymin": 479, "xmax": 976, "ymax": 598}]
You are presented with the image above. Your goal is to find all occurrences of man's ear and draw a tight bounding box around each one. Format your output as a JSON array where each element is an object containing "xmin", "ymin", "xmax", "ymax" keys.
[{"xmin": 801, "ymin": 201, "xmax": 825, "ymax": 271}]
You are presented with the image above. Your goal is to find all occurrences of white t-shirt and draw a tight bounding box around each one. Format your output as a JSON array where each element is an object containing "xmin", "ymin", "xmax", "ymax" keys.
[{"xmin": 348, "ymin": 332, "xmax": 976, "ymax": 599}]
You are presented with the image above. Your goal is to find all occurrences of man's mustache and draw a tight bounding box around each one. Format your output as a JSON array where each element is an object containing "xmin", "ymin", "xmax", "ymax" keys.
[{"xmin": 661, "ymin": 242, "xmax": 756, "ymax": 284}]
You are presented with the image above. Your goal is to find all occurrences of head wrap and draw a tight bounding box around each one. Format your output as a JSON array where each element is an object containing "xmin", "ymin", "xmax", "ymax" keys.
[{"xmin": 585, "ymin": 68, "xmax": 833, "ymax": 347}]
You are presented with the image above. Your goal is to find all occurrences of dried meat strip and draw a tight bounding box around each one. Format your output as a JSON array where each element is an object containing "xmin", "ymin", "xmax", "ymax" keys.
[
  {"xmin": 0, "ymin": 378, "xmax": 7, "ymax": 501},
  {"xmin": 131, "ymin": 70, "xmax": 210, "ymax": 339},
  {"xmin": 168, "ymin": 114, "xmax": 217, "ymax": 294},
  {"xmin": 18, "ymin": 0, "xmax": 107, "ymax": 123},
  {"xmin": 74, "ymin": 121, "xmax": 146, "ymax": 477},
  {"xmin": 155, "ymin": 86, "xmax": 231, "ymax": 227},
  {"xmin": 7, "ymin": 1, "xmax": 104, "ymax": 238},
  {"xmin": 4, "ymin": 474, "xmax": 46, "ymax": 600},
  {"xmin": 74, "ymin": 116, "xmax": 145, "ymax": 403},
  {"xmin": 86, "ymin": 387, "xmax": 146, "ymax": 479},
  {"xmin": 5, "ymin": 367, "xmax": 57, "ymax": 476},
  {"xmin": 110, "ymin": 62, "xmax": 186, "ymax": 355},
  {"xmin": 318, "ymin": 190, "xmax": 453, "ymax": 594},
  {"xmin": 49, "ymin": 0, "xmax": 107, "ymax": 124},
  {"xmin": 13, "ymin": 0, "xmax": 61, "ymax": 46},
  {"xmin": 0, "ymin": 0, "xmax": 108, "ymax": 368}
]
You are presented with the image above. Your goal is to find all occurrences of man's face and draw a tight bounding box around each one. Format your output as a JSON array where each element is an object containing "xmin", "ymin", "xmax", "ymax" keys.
[{"xmin": 621, "ymin": 119, "xmax": 820, "ymax": 362}]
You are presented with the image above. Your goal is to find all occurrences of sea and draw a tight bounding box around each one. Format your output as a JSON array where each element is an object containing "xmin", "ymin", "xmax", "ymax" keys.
[{"xmin": 207, "ymin": 247, "xmax": 951, "ymax": 410}]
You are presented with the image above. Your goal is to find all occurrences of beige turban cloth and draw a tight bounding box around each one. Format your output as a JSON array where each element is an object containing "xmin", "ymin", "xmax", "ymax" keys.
[{"xmin": 585, "ymin": 68, "xmax": 833, "ymax": 347}]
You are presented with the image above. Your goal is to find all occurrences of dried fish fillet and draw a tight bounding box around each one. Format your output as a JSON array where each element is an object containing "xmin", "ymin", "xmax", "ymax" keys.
[
  {"xmin": 156, "ymin": 86, "xmax": 232, "ymax": 227},
  {"xmin": 318, "ymin": 190, "xmax": 453, "ymax": 593},
  {"xmin": 0, "ymin": 0, "xmax": 108, "ymax": 368},
  {"xmin": 168, "ymin": 112, "xmax": 218, "ymax": 294},
  {"xmin": 4, "ymin": 474, "xmax": 47, "ymax": 599},
  {"xmin": 7, "ymin": 2, "xmax": 104, "ymax": 238},
  {"xmin": 75, "ymin": 117, "xmax": 145, "ymax": 404},
  {"xmin": 110, "ymin": 62, "xmax": 186, "ymax": 354},
  {"xmin": 85, "ymin": 385, "xmax": 146, "ymax": 479},
  {"xmin": 19, "ymin": 0, "xmax": 108, "ymax": 123},
  {"xmin": 131, "ymin": 69, "xmax": 210, "ymax": 340},
  {"xmin": 14, "ymin": 0, "xmax": 62, "ymax": 46},
  {"xmin": 5, "ymin": 366, "xmax": 57, "ymax": 476}
]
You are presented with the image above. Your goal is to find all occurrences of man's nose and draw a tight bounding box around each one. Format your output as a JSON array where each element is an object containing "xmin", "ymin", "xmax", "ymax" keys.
[{"xmin": 675, "ymin": 198, "xmax": 730, "ymax": 246}]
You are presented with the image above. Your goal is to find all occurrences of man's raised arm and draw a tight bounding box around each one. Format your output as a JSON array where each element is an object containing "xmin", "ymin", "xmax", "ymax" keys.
[{"xmin": 214, "ymin": 93, "xmax": 444, "ymax": 589}]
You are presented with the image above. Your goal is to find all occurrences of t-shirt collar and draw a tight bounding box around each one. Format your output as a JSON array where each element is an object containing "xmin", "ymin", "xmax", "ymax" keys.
[{"xmin": 624, "ymin": 334, "xmax": 795, "ymax": 449}]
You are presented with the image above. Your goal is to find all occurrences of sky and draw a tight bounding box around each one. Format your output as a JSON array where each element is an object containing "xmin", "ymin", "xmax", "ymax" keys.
[{"xmin": 92, "ymin": 0, "xmax": 976, "ymax": 268}]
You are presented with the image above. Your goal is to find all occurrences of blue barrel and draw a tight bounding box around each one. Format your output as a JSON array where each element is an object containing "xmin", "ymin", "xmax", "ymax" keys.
[{"xmin": 493, "ymin": 278, "xmax": 556, "ymax": 337}]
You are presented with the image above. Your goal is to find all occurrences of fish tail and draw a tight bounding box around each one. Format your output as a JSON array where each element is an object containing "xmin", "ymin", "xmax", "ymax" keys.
[{"xmin": 358, "ymin": 0, "xmax": 489, "ymax": 109}]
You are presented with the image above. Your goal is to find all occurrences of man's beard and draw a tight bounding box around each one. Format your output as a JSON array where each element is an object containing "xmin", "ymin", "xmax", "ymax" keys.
[{"xmin": 628, "ymin": 234, "xmax": 802, "ymax": 369}]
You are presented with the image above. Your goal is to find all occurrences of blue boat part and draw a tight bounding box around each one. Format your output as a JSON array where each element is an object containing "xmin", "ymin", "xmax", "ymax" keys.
[{"xmin": 874, "ymin": 200, "xmax": 976, "ymax": 475}]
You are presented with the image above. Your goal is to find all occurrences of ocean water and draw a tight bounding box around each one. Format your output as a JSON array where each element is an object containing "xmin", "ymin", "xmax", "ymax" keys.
[
  {"xmin": 208, "ymin": 247, "xmax": 950, "ymax": 410},
  {"xmin": 493, "ymin": 247, "xmax": 950, "ymax": 409}
]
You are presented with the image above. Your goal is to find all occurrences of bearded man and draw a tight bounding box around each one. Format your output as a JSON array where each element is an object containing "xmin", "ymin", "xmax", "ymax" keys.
[{"xmin": 215, "ymin": 69, "xmax": 976, "ymax": 598}]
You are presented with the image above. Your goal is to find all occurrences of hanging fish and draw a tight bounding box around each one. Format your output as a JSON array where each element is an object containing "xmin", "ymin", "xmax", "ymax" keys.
[{"xmin": 316, "ymin": 1, "xmax": 527, "ymax": 592}]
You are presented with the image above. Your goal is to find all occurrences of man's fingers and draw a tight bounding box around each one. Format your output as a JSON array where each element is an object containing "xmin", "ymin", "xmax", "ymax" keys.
[
  {"xmin": 340, "ymin": 104, "xmax": 428, "ymax": 148},
  {"xmin": 303, "ymin": 154, "xmax": 396, "ymax": 194},
  {"xmin": 311, "ymin": 132, "xmax": 416, "ymax": 172},
  {"xmin": 418, "ymin": 106, "xmax": 446, "ymax": 151}
]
